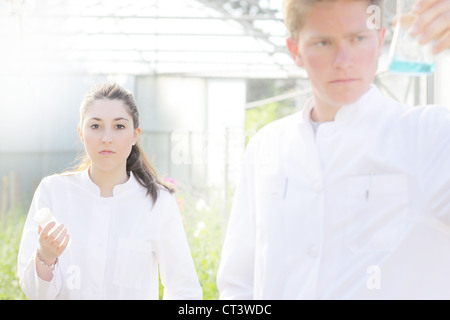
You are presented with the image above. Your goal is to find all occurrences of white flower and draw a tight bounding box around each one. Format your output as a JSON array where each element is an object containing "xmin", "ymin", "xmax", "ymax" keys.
[
  {"xmin": 194, "ymin": 221, "xmax": 206, "ymax": 238},
  {"xmin": 195, "ymin": 198, "xmax": 209, "ymax": 212}
]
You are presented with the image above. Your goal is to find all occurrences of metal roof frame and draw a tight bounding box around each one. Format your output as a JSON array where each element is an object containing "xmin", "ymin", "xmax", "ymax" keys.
[{"xmin": 0, "ymin": 0, "xmax": 304, "ymax": 78}]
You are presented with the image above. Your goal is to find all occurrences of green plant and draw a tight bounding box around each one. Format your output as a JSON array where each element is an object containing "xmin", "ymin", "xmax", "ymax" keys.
[
  {"xmin": 245, "ymin": 79, "xmax": 298, "ymax": 144},
  {"xmin": 159, "ymin": 180, "xmax": 229, "ymax": 300},
  {"xmin": 185, "ymin": 196, "xmax": 225, "ymax": 300},
  {"xmin": 0, "ymin": 210, "xmax": 27, "ymax": 300}
]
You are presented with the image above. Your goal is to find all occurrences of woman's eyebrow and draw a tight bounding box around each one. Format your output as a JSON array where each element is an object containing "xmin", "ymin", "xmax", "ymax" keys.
[{"xmin": 88, "ymin": 117, "xmax": 129, "ymax": 121}]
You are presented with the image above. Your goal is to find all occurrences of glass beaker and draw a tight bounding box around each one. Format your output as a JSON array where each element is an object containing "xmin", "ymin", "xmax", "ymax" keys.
[{"xmin": 388, "ymin": 0, "xmax": 435, "ymax": 75}]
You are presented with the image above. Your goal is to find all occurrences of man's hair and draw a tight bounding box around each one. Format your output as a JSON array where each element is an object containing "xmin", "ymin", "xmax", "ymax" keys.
[{"xmin": 283, "ymin": 0, "xmax": 385, "ymax": 41}]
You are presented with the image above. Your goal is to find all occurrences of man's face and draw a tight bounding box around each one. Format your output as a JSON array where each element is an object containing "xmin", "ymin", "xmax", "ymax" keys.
[{"xmin": 287, "ymin": 0, "xmax": 386, "ymax": 110}]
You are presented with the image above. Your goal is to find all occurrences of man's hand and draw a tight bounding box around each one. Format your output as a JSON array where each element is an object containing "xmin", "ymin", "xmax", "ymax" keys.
[{"xmin": 410, "ymin": 0, "xmax": 450, "ymax": 54}]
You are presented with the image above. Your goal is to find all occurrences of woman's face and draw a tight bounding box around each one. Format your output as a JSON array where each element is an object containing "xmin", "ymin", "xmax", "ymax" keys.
[{"xmin": 78, "ymin": 99, "xmax": 141, "ymax": 174}]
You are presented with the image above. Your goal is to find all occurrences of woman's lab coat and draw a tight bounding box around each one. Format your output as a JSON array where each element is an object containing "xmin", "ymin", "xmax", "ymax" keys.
[
  {"xmin": 217, "ymin": 85, "xmax": 450, "ymax": 299},
  {"xmin": 18, "ymin": 169, "xmax": 202, "ymax": 300}
]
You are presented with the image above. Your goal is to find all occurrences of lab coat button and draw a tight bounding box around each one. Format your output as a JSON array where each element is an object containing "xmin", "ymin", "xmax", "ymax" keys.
[{"xmin": 308, "ymin": 245, "xmax": 319, "ymax": 258}]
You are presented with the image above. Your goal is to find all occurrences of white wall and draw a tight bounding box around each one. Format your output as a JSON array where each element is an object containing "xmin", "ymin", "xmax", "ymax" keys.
[
  {"xmin": 135, "ymin": 76, "xmax": 246, "ymax": 189},
  {"xmin": 206, "ymin": 79, "xmax": 246, "ymax": 189}
]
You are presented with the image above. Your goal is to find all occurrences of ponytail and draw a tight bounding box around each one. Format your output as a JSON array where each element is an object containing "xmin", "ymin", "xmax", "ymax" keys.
[{"xmin": 127, "ymin": 142, "xmax": 176, "ymax": 203}]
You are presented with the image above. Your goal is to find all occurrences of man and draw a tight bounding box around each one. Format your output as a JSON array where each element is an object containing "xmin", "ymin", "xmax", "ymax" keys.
[{"xmin": 217, "ymin": 0, "xmax": 450, "ymax": 299}]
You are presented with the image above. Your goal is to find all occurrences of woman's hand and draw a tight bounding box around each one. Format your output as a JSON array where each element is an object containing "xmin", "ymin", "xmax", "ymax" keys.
[
  {"xmin": 36, "ymin": 222, "xmax": 70, "ymax": 281},
  {"xmin": 410, "ymin": 0, "xmax": 450, "ymax": 54}
]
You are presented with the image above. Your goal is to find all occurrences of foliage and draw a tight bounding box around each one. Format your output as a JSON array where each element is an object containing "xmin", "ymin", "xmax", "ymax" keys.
[
  {"xmin": 0, "ymin": 210, "xmax": 27, "ymax": 300},
  {"xmin": 245, "ymin": 78, "xmax": 298, "ymax": 143},
  {"xmin": 245, "ymin": 100, "xmax": 297, "ymax": 143},
  {"xmin": 159, "ymin": 181, "xmax": 228, "ymax": 300}
]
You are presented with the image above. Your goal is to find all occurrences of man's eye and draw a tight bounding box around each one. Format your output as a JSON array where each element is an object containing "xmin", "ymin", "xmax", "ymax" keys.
[{"xmin": 317, "ymin": 40, "xmax": 330, "ymax": 47}]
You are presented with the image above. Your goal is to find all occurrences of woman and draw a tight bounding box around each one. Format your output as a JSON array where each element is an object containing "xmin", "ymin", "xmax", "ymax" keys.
[{"xmin": 17, "ymin": 82, "xmax": 203, "ymax": 300}]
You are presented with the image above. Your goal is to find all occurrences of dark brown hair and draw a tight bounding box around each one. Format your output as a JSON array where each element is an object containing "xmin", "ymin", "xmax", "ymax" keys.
[{"xmin": 72, "ymin": 82, "xmax": 175, "ymax": 203}]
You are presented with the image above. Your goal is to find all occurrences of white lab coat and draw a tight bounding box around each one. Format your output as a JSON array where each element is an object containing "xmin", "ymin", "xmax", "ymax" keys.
[
  {"xmin": 18, "ymin": 169, "xmax": 203, "ymax": 300},
  {"xmin": 217, "ymin": 85, "xmax": 450, "ymax": 299}
]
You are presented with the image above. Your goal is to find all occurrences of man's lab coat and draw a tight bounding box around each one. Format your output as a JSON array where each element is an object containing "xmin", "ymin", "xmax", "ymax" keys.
[{"xmin": 217, "ymin": 85, "xmax": 450, "ymax": 299}]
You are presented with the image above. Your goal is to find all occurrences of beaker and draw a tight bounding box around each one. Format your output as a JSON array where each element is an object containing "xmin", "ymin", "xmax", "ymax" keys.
[{"xmin": 388, "ymin": 0, "xmax": 435, "ymax": 75}]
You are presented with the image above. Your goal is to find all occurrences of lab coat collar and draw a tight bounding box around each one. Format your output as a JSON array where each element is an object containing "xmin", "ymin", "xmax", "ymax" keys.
[
  {"xmin": 299, "ymin": 84, "xmax": 381, "ymax": 126},
  {"xmin": 81, "ymin": 167, "xmax": 141, "ymax": 198}
]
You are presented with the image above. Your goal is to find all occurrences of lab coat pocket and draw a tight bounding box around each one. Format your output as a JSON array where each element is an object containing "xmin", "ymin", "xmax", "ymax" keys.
[
  {"xmin": 345, "ymin": 174, "xmax": 409, "ymax": 254},
  {"xmin": 113, "ymin": 237, "xmax": 153, "ymax": 289}
]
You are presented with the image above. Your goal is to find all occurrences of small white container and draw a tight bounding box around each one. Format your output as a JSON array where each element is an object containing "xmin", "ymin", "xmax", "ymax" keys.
[
  {"xmin": 34, "ymin": 207, "xmax": 71, "ymax": 247},
  {"xmin": 34, "ymin": 207, "xmax": 58, "ymax": 229}
]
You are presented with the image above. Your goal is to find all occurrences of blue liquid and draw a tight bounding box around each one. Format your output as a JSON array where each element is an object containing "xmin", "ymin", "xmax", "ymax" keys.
[{"xmin": 389, "ymin": 59, "xmax": 435, "ymax": 75}]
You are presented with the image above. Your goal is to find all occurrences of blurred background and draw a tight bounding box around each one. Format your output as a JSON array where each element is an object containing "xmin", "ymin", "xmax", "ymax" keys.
[{"xmin": 0, "ymin": 0, "xmax": 449, "ymax": 299}]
